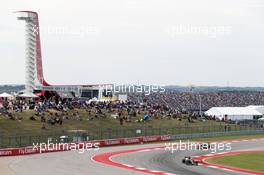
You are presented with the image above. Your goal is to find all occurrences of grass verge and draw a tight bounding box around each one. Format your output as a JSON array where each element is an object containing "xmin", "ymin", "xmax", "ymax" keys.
[{"xmin": 207, "ymin": 152, "xmax": 264, "ymax": 172}]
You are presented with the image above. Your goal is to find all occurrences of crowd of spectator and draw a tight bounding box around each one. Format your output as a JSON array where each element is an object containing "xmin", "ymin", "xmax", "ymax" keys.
[
  {"xmin": 128, "ymin": 91, "xmax": 264, "ymax": 111},
  {"xmin": 1, "ymin": 91, "xmax": 264, "ymax": 128},
  {"xmin": 0, "ymin": 95, "xmax": 181, "ymax": 127}
]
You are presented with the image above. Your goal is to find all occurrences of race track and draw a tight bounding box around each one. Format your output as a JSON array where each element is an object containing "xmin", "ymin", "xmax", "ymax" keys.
[{"xmin": 0, "ymin": 139, "xmax": 263, "ymax": 175}]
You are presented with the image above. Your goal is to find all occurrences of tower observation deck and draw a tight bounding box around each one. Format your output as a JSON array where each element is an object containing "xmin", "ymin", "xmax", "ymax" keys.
[{"xmin": 15, "ymin": 11, "xmax": 113, "ymax": 100}]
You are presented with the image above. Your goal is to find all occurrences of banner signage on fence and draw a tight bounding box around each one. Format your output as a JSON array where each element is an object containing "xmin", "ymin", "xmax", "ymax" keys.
[{"xmin": 0, "ymin": 135, "xmax": 171, "ymax": 157}]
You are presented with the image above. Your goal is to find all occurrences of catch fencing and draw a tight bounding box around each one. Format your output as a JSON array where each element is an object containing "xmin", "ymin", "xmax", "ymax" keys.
[{"xmin": 0, "ymin": 123, "xmax": 262, "ymax": 148}]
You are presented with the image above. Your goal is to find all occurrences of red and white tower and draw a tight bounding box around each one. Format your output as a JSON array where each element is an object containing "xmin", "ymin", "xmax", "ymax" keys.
[
  {"xmin": 16, "ymin": 11, "xmax": 48, "ymax": 95},
  {"xmin": 15, "ymin": 11, "xmax": 113, "ymax": 99}
]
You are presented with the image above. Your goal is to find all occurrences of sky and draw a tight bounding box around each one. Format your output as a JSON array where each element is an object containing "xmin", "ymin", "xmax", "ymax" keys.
[{"xmin": 1, "ymin": 0, "xmax": 264, "ymax": 86}]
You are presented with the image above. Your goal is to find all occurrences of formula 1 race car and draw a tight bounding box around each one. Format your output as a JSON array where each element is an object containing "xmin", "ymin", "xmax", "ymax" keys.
[{"xmin": 182, "ymin": 156, "xmax": 199, "ymax": 166}]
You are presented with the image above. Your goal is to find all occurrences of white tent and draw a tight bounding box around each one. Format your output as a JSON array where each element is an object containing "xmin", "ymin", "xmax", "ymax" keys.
[
  {"xmin": 205, "ymin": 107, "xmax": 263, "ymax": 121},
  {"xmin": 246, "ymin": 105, "xmax": 264, "ymax": 115},
  {"xmin": 118, "ymin": 94, "xmax": 128, "ymax": 102},
  {"xmin": 88, "ymin": 97, "xmax": 99, "ymax": 104},
  {"xmin": 19, "ymin": 93, "xmax": 38, "ymax": 98},
  {"xmin": 0, "ymin": 92, "xmax": 13, "ymax": 98}
]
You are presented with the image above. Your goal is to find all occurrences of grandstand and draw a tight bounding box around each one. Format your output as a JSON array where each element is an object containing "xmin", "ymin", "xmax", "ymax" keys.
[{"xmin": 128, "ymin": 92, "xmax": 264, "ymax": 111}]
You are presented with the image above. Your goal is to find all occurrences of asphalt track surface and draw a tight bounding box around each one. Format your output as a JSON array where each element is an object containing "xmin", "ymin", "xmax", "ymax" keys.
[{"xmin": 0, "ymin": 139, "xmax": 263, "ymax": 175}]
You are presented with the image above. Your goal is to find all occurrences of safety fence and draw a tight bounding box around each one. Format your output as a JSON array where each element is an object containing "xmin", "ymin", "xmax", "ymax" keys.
[{"xmin": 0, "ymin": 123, "xmax": 262, "ymax": 148}]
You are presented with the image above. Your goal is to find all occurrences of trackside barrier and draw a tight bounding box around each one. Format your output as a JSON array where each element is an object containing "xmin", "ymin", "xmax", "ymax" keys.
[
  {"xmin": 1, "ymin": 124, "xmax": 260, "ymax": 148},
  {"xmin": 1, "ymin": 129, "xmax": 263, "ymax": 157},
  {"xmin": 0, "ymin": 135, "xmax": 171, "ymax": 157}
]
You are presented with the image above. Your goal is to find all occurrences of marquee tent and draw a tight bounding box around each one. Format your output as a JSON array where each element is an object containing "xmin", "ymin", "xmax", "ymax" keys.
[
  {"xmin": 0, "ymin": 92, "xmax": 13, "ymax": 98},
  {"xmin": 246, "ymin": 105, "xmax": 264, "ymax": 115},
  {"xmin": 19, "ymin": 93, "xmax": 38, "ymax": 98},
  {"xmin": 205, "ymin": 107, "xmax": 263, "ymax": 120}
]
